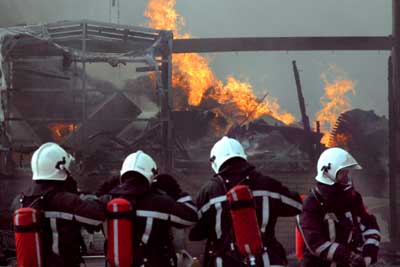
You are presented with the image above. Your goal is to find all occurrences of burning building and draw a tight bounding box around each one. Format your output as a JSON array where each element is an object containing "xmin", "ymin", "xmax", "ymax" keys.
[
  {"xmin": 0, "ymin": 18, "xmax": 326, "ymax": 260},
  {"xmin": 0, "ymin": 21, "xmax": 177, "ymax": 237},
  {"xmin": 0, "ymin": 13, "xmax": 394, "ymax": 264},
  {"xmin": 0, "ymin": 20, "xmax": 175, "ymax": 176}
]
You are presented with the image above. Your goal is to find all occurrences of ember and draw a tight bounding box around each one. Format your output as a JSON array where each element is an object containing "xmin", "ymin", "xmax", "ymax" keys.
[{"xmin": 48, "ymin": 123, "xmax": 76, "ymax": 142}]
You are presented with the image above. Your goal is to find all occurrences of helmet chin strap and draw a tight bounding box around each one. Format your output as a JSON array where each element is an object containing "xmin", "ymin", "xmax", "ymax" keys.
[
  {"xmin": 342, "ymin": 177, "xmax": 353, "ymax": 190},
  {"xmin": 343, "ymin": 184, "xmax": 353, "ymax": 191},
  {"xmin": 335, "ymin": 178, "xmax": 353, "ymax": 191},
  {"xmin": 321, "ymin": 163, "xmax": 353, "ymax": 190}
]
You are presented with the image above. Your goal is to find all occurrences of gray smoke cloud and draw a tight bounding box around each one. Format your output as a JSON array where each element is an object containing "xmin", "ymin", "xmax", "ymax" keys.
[{"xmin": 0, "ymin": 0, "xmax": 392, "ymax": 121}]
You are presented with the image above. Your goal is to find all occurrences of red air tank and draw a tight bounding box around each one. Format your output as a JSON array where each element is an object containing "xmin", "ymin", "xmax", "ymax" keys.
[
  {"xmin": 227, "ymin": 185, "xmax": 263, "ymax": 257},
  {"xmin": 14, "ymin": 207, "xmax": 43, "ymax": 267},
  {"xmin": 107, "ymin": 198, "xmax": 133, "ymax": 267}
]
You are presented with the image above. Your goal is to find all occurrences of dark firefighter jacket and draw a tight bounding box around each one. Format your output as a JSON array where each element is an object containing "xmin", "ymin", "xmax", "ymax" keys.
[
  {"xmin": 189, "ymin": 160, "xmax": 303, "ymax": 267},
  {"xmin": 298, "ymin": 183, "xmax": 381, "ymax": 267},
  {"xmin": 108, "ymin": 178, "xmax": 198, "ymax": 267},
  {"xmin": 15, "ymin": 179, "xmax": 106, "ymax": 267}
]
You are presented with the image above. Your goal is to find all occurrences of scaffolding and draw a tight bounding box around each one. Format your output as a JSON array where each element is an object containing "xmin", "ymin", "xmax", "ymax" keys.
[{"xmin": 0, "ymin": 20, "xmax": 173, "ymax": 173}]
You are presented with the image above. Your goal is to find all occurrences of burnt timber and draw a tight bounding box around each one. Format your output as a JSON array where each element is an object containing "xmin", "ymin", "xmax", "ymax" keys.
[{"xmin": 173, "ymin": 36, "xmax": 392, "ymax": 53}]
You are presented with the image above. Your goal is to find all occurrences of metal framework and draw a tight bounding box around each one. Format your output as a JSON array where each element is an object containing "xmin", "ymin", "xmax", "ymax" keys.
[{"xmin": 0, "ymin": 20, "xmax": 174, "ymax": 172}]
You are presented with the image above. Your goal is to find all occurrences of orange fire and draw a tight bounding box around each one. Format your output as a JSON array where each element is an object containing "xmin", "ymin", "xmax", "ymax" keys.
[
  {"xmin": 144, "ymin": 0, "xmax": 295, "ymax": 126},
  {"xmin": 329, "ymin": 133, "xmax": 351, "ymax": 149},
  {"xmin": 48, "ymin": 123, "xmax": 76, "ymax": 141},
  {"xmin": 316, "ymin": 67, "xmax": 356, "ymax": 146},
  {"xmin": 210, "ymin": 76, "xmax": 295, "ymax": 123}
]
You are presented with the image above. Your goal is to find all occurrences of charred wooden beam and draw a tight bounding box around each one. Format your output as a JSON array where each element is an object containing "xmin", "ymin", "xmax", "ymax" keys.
[
  {"xmin": 129, "ymin": 122, "xmax": 162, "ymax": 148},
  {"xmin": 173, "ymin": 36, "xmax": 392, "ymax": 53},
  {"xmin": 292, "ymin": 61, "xmax": 314, "ymax": 161},
  {"xmin": 81, "ymin": 22, "xmax": 88, "ymax": 153},
  {"xmin": 292, "ymin": 61, "xmax": 311, "ymax": 133},
  {"xmin": 6, "ymin": 118, "xmax": 147, "ymax": 122},
  {"xmin": 390, "ymin": 0, "xmax": 400, "ymax": 245},
  {"xmin": 160, "ymin": 31, "xmax": 174, "ymax": 172},
  {"xmin": 136, "ymin": 66, "xmax": 161, "ymax": 72}
]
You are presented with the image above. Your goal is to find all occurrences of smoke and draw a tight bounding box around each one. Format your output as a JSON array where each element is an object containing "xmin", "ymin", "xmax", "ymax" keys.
[{"xmin": 0, "ymin": 0, "xmax": 150, "ymax": 27}]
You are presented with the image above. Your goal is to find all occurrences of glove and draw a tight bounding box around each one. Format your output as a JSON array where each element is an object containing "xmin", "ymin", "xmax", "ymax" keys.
[
  {"xmin": 349, "ymin": 252, "xmax": 366, "ymax": 267},
  {"xmin": 152, "ymin": 174, "xmax": 182, "ymax": 200},
  {"xmin": 364, "ymin": 257, "xmax": 372, "ymax": 266},
  {"xmin": 362, "ymin": 242, "xmax": 379, "ymax": 264}
]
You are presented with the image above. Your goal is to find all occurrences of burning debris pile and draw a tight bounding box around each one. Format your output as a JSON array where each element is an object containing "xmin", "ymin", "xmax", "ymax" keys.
[
  {"xmin": 170, "ymin": 111, "xmax": 322, "ymax": 172},
  {"xmin": 145, "ymin": 0, "xmax": 296, "ymax": 127},
  {"xmin": 121, "ymin": 73, "xmax": 322, "ymax": 173},
  {"xmin": 230, "ymin": 118, "xmax": 321, "ymax": 162}
]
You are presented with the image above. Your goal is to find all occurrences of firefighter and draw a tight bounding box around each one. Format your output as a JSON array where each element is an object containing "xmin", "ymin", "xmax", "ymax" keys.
[
  {"xmin": 298, "ymin": 147, "xmax": 381, "ymax": 267},
  {"xmin": 189, "ymin": 136, "xmax": 303, "ymax": 267},
  {"xmin": 13, "ymin": 142, "xmax": 106, "ymax": 267},
  {"xmin": 104, "ymin": 150, "xmax": 198, "ymax": 267}
]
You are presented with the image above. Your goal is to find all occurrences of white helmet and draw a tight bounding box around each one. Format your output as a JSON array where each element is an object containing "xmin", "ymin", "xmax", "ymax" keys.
[
  {"xmin": 315, "ymin": 147, "xmax": 362, "ymax": 185},
  {"xmin": 209, "ymin": 136, "xmax": 247, "ymax": 174},
  {"xmin": 31, "ymin": 142, "xmax": 74, "ymax": 181},
  {"xmin": 120, "ymin": 150, "xmax": 158, "ymax": 184}
]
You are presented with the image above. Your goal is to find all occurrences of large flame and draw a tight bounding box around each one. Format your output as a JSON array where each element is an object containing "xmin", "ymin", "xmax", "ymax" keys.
[
  {"xmin": 144, "ymin": 0, "xmax": 295, "ymax": 126},
  {"xmin": 211, "ymin": 76, "xmax": 295, "ymax": 123},
  {"xmin": 316, "ymin": 66, "xmax": 356, "ymax": 146}
]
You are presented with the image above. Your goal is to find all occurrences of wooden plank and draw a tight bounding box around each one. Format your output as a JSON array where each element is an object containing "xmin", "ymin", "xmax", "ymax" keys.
[
  {"xmin": 173, "ymin": 36, "xmax": 392, "ymax": 53},
  {"xmin": 7, "ymin": 88, "xmax": 80, "ymax": 92},
  {"xmin": 390, "ymin": 0, "xmax": 400, "ymax": 245},
  {"xmin": 6, "ymin": 118, "xmax": 146, "ymax": 122}
]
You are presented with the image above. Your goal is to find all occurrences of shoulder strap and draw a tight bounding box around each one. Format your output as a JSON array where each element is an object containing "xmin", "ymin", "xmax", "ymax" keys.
[
  {"xmin": 21, "ymin": 188, "xmax": 55, "ymax": 209},
  {"xmin": 311, "ymin": 187, "xmax": 328, "ymax": 214}
]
